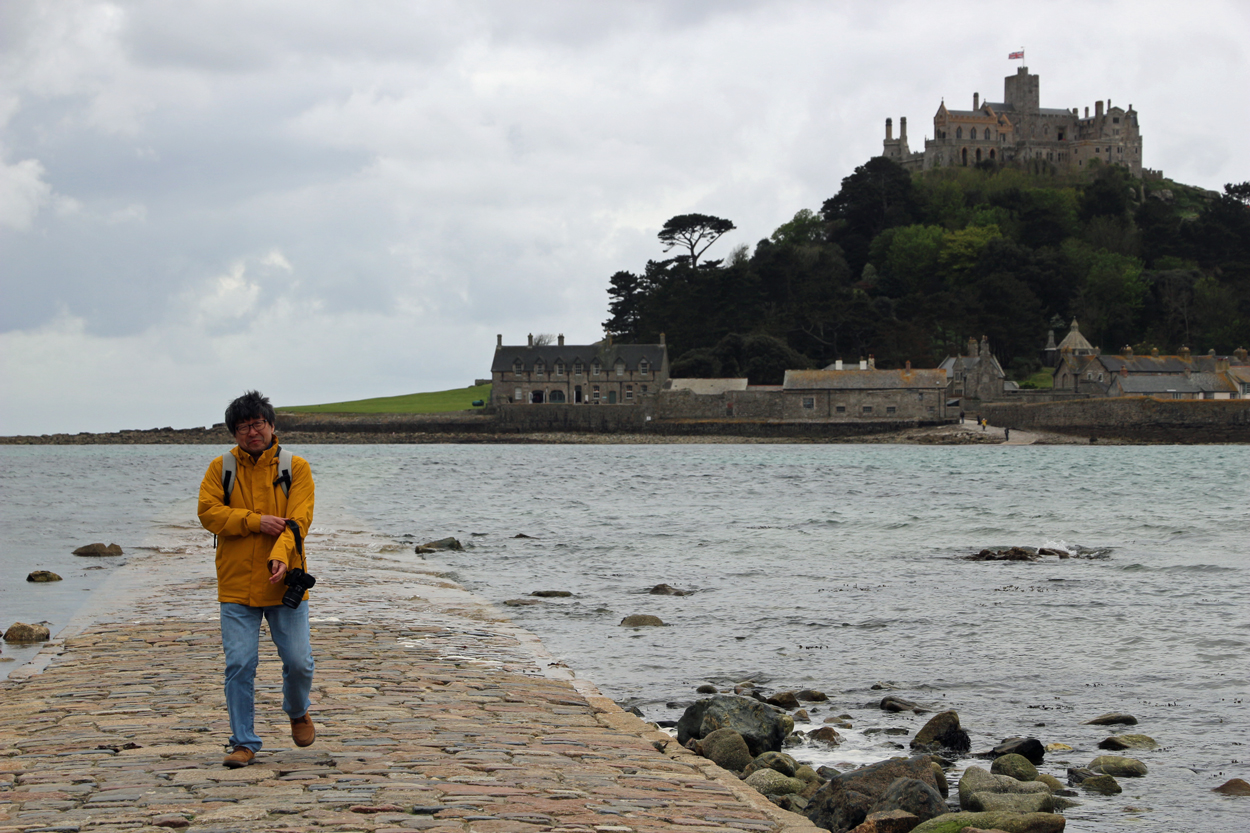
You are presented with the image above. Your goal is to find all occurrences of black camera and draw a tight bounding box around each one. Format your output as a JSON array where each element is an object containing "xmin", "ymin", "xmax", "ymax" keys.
[{"xmin": 282, "ymin": 567, "xmax": 316, "ymax": 609}]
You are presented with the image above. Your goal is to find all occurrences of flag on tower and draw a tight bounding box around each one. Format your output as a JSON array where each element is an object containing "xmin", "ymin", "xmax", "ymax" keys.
[{"xmin": 1008, "ymin": 50, "xmax": 1025, "ymax": 60}]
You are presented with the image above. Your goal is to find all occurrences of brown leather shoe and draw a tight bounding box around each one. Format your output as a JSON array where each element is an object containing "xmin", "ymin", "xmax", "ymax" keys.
[
  {"xmin": 291, "ymin": 712, "xmax": 315, "ymax": 747},
  {"xmin": 223, "ymin": 746, "xmax": 255, "ymax": 768}
]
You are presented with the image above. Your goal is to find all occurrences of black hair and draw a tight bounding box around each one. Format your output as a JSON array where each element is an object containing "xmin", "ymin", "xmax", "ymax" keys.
[{"xmin": 224, "ymin": 390, "xmax": 276, "ymax": 435}]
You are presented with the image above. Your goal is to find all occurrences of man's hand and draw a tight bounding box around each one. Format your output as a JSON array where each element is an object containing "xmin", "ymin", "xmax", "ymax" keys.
[
  {"xmin": 259, "ymin": 515, "xmax": 288, "ymax": 536},
  {"xmin": 269, "ymin": 560, "xmax": 288, "ymax": 584}
]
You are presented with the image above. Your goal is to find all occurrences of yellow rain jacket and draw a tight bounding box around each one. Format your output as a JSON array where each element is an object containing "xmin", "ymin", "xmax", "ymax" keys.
[{"xmin": 198, "ymin": 438, "xmax": 315, "ymax": 606}]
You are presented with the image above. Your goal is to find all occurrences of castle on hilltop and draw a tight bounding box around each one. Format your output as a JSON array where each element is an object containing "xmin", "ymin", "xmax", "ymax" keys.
[{"xmin": 883, "ymin": 66, "xmax": 1147, "ymax": 177}]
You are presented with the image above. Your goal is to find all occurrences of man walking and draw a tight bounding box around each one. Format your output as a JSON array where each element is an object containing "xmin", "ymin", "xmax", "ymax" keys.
[{"xmin": 198, "ymin": 391, "xmax": 316, "ymax": 767}]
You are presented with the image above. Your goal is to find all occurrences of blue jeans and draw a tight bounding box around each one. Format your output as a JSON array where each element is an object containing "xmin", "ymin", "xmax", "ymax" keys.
[{"xmin": 219, "ymin": 601, "xmax": 315, "ymax": 752}]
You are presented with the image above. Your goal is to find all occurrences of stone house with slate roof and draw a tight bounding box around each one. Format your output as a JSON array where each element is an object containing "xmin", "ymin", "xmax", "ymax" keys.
[
  {"xmin": 782, "ymin": 363, "xmax": 948, "ymax": 420},
  {"xmin": 939, "ymin": 335, "xmax": 1009, "ymax": 401},
  {"xmin": 883, "ymin": 67, "xmax": 1145, "ymax": 176},
  {"xmin": 1054, "ymin": 336, "xmax": 1250, "ymax": 399},
  {"xmin": 490, "ymin": 334, "xmax": 669, "ymax": 407}
]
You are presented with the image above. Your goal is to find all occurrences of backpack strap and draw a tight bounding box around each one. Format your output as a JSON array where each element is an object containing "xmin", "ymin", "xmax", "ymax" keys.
[
  {"xmin": 274, "ymin": 447, "xmax": 294, "ymax": 497},
  {"xmin": 221, "ymin": 453, "xmax": 237, "ymax": 505}
]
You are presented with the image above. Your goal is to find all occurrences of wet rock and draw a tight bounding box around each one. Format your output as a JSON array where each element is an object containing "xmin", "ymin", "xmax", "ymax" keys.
[
  {"xmin": 793, "ymin": 708, "xmax": 810, "ymax": 722},
  {"xmin": 909, "ymin": 811, "xmax": 1066, "ymax": 833},
  {"xmin": 26, "ymin": 571, "xmax": 62, "ymax": 582},
  {"xmin": 503, "ymin": 598, "xmax": 542, "ymax": 606},
  {"xmin": 619, "ymin": 614, "xmax": 664, "ymax": 627},
  {"xmin": 416, "ymin": 537, "xmax": 463, "ymax": 551},
  {"xmin": 676, "ymin": 694, "xmax": 794, "ymax": 756},
  {"xmin": 847, "ymin": 809, "xmax": 920, "ymax": 833},
  {"xmin": 810, "ymin": 726, "xmax": 843, "ymax": 746},
  {"xmin": 745, "ymin": 750, "xmax": 799, "ymax": 777},
  {"xmin": 745, "ymin": 767, "xmax": 805, "ymax": 796},
  {"xmin": 1097, "ymin": 733, "xmax": 1158, "ymax": 751},
  {"xmin": 881, "ymin": 695, "xmax": 926, "ymax": 713},
  {"xmin": 805, "ymin": 755, "xmax": 940, "ymax": 833},
  {"xmin": 931, "ymin": 762, "xmax": 949, "ymax": 798},
  {"xmin": 4, "ymin": 622, "xmax": 51, "ymax": 642},
  {"xmin": 1084, "ymin": 711, "xmax": 1137, "ymax": 725},
  {"xmin": 530, "ymin": 589, "xmax": 572, "ymax": 597},
  {"xmin": 991, "ymin": 753, "xmax": 1039, "ymax": 782},
  {"xmin": 1089, "ymin": 755, "xmax": 1147, "ymax": 777},
  {"xmin": 73, "ymin": 542, "xmax": 123, "ymax": 556},
  {"xmin": 817, "ymin": 765, "xmax": 842, "ymax": 780},
  {"xmin": 965, "ymin": 790, "xmax": 1053, "ymax": 814},
  {"xmin": 767, "ymin": 691, "xmax": 800, "ymax": 709},
  {"xmin": 1037, "ymin": 547, "xmax": 1068, "ymax": 556},
  {"xmin": 1034, "ymin": 773, "xmax": 1063, "ymax": 792},
  {"xmin": 1079, "ymin": 774, "xmax": 1122, "ymax": 795},
  {"xmin": 868, "ymin": 777, "xmax": 947, "ymax": 822},
  {"xmin": 772, "ymin": 794, "xmax": 809, "ymax": 812},
  {"xmin": 696, "ymin": 683, "xmax": 718, "ymax": 694},
  {"xmin": 958, "ymin": 766, "xmax": 1051, "ymax": 809},
  {"xmin": 697, "ymin": 728, "xmax": 753, "ymax": 772},
  {"xmin": 649, "ymin": 583, "xmax": 693, "ymax": 595},
  {"xmin": 512, "ymin": 533, "xmax": 536, "ymax": 538},
  {"xmin": 797, "ymin": 688, "xmax": 829, "ymax": 701},
  {"xmin": 1044, "ymin": 742, "xmax": 1073, "ymax": 752},
  {"xmin": 1213, "ymin": 778, "xmax": 1250, "ymax": 795},
  {"xmin": 964, "ymin": 547, "xmax": 1038, "ymax": 562},
  {"xmin": 911, "ymin": 710, "xmax": 970, "ymax": 753},
  {"xmin": 991, "ymin": 737, "xmax": 1045, "ymax": 765}
]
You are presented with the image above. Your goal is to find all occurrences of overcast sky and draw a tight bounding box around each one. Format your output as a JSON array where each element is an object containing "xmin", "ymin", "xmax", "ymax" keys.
[{"xmin": 2, "ymin": 0, "xmax": 1246, "ymax": 435}]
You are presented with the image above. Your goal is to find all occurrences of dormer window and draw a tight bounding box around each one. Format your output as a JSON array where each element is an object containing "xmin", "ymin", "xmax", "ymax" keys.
[
  {"xmin": 534, "ymin": 361, "xmax": 545, "ymax": 378},
  {"xmin": 573, "ymin": 361, "xmax": 583, "ymax": 377},
  {"xmin": 615, "ymin": 359, "xmax": 625, "ymax": 377},
  {"xmin": 512, "ymin": 359, "xmax": 524, "ymax": 376},
  {"xmin": 639, "ymin": 359, "xmax": 649, "ymax": 377},
  {"xmin": 554, "ymin": 361, "xmax": 565, "ymax": 377},
  {"xmin": 591, "ymin": 360, "xmax": 601, "ymax": 376}
]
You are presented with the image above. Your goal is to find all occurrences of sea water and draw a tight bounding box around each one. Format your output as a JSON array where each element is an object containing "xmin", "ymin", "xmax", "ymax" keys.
[{"xmin": 0, "ymin": 443, "xmax": 1246, "ymax": 832}]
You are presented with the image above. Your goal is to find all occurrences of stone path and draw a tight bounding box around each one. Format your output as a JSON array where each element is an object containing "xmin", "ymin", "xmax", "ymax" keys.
[{"xmin": 1, "ymin": 535, "xmax": 818, "ymax": 833}]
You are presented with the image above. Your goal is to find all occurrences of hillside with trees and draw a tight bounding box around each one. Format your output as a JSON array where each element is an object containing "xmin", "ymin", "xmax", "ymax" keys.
[{"xmin": 604, "ymin": 158, "xmax": 1250, "ymax": 384}]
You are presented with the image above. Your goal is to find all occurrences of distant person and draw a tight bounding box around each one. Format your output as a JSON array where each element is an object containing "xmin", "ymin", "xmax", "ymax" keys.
[
  {"xmin": 1004, "ymin": 427, "xmax": 1010, "ymax": 441},
  {"xmin": 198, "ymin": 390, "xmax": 317, "ymax": 768},
  {"xmin": 959, "ymin": 410, "xmax": 965, "ymax": 424}
]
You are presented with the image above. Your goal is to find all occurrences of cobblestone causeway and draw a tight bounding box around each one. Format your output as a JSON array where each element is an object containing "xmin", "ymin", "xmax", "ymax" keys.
[{"xmin": 1, "ymin": 541, "xmax": 819, "ymax": 833}]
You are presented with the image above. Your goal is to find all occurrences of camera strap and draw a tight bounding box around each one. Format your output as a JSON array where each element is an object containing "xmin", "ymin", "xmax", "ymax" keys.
[{"xmin": 284, "ymin": 518, "xmax": 305, "ymax": 566}]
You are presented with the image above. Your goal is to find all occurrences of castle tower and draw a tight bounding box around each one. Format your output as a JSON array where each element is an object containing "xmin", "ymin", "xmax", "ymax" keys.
[{"xmin": 882, "ymin": 116, "xmax": 911, "ymax": 160}]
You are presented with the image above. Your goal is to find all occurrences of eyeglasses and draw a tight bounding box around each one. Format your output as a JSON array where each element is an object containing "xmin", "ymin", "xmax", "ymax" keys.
[{"xmin": 234, "ymin": 420, "xmax": 270, "ymax": 435}]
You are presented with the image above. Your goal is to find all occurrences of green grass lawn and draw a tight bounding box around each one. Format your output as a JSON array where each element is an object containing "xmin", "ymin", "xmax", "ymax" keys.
[{"xmin": 279, "ymin": 384, "xmax": 492, "ymax": 414}]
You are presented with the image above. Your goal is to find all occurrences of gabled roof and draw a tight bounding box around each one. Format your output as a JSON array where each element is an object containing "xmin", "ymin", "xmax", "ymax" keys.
[
  {"xmin": 492, "ymin": 343, "xmax": 666, "ymax": 373},
  {"xmin": 1098, "ymin": 355, "xmax": 1194, "ymax": 374},
  {"xmin": 783, "ymin": 369, "xmax": 947, "ymax": 390},
  {"xmin": 667, "ymin": 378, "xmax": 748, "ymax": 394},
  {"xmin": 1110, "ymin": 375, "xmax": 1202, "ymax": 394}
]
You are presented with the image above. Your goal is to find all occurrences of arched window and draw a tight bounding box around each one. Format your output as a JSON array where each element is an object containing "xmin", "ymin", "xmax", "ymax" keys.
[
  {"xmin": 976, "ymin": 148, "xmax": 982, "ymax": 163},
  {"xmin": 956, "ymin": 126, "xmax": 962, "ymax": 139},
  {"xmin": 549, "ymin": 389, "xmax": 566, "ymax": 403},
  {"xmin": 961, "ymin": 148, "xmax": 968, "ymax": 166}
]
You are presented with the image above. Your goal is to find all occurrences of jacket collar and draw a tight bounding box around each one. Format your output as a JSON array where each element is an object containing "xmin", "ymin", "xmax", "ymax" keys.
[{"xmin": 232, "ymin": 436, "xmax": 281, "ymax": 467}]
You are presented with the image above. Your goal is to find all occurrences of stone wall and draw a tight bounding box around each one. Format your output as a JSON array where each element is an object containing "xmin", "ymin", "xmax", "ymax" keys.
[{"xmin": 982, "ymin": 397, "xmax": 1250, "ymax": 442}]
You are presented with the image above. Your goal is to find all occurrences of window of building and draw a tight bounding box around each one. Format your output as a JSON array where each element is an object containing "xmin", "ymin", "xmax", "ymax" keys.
[
  {"xmin": 615, "ymin": 360, "xmax": 625, "ymax": 377},
  {"xmin": 639, "ymin": 359, "xmax": 649, "ymax": 376},
  {"xmin": 640, "ymin": 385, "xmax": 647, "ymax": 394},
  {"xmin": 862, "ymin": 406, "xmax": 873, "ymax": 415},
  {"xmin": 1113, "ymin": 117, "xmax": 1120, "ymax": 124},
  {"xmin": 592, "ymin": 385, "xmax": 600, "ymax": 402},
  {"xmin": 956, "ymin": 126, "xmax": 962, "ymax": 139},
  {"xmin": 513, "ymin": 359, "xmax": 524, "ymax": 376},
  {"xmin": 591, "ymin": 360, "xmax": 601, "ymax": 376},
  {"xmin": 835, "ymin": 405, "xmax": 846, "ymax": 414},
  {"xmin": 802, "ymin": 397, "xmax": 815, "ymax": 410},
  {"xmin": 1057, "ymin": 131, "xmax": 1064, "ymax": 141},
  {"xmin": 534, "ymin": 361, "xmax": 545, "ymax": 378},
  {"xmin": 886, "ymin": 406, "xmax": 897, "ymax": 415},
  {"xmin": 554, "ymin": 361, "xmax": 565, "ymax": 377},
  {"xmin": 625, "ymin": 385, "xmax": 633, "ymax": 402},
  {"xmin": 514, "ymin": 387, "xmax": 522, "ymax": 402},
  {"xmin": 573, "ymin": 361, "xmax": 583, "ymax": 376},
  {"xmin": 549, "ymin": 389, "xmax": 566, "ymax": 403},
  {"xmin": 927, "ymin": 406, "xmax": 935, "ymax": 413}
]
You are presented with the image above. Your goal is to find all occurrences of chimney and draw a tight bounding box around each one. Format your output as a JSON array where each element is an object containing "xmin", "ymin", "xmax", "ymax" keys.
[
  {"xmin": 886, "ymin": 117, "xmax": 893, "ymax": 141},
  {"xmin": 1235, "ymin": 347, "xmax": 1248, "ymax": 362},
  {"xmin": 659, "ymin": 332, "xmax": 666, "ymax": 345},
  {"xmin": 527, "ymin": 333, "xmax": 534, "ymax": 348},
  {"xmin": 558, "ymin": 334, "xmax": 565, "ymax": 347},
  {"xmin": 1120, "ymin": 364, "xmax": 1128, "ymax": 377},
  {"xmin": 1085, "ymin": 106, "xmax": 1089, "ymax": 118},
  {"xmin": 1095, "ymin": 100, "xmax": 1104, "ymax": 118},
  {"xmin": 835, "ymin": 359, "xmax": 843, "ymax": 371},
  {"xmin": 868, "ymin": 355, "xmax": 876, "ymax": 370},
  {"xmin": 606, "ymin": 334, "xmax": 613, "ymax": 347},
  {"xmin": 900, "ymin": 116, "xmax": 908, "ymax": 141},
  {"xmin": 1122, "ymin": 345, "xmax": 1133, "ymax": 358},
  {"xmin": 905, "ymin": 360, "xmax": 912, "ymax": 371},
  {"xmin": 859, "ymin": 358, "xmax": 868, "ymax": 370},
  {"xmin": 1216, "ymin": 356, "xmax": 1230, "ymax": 372},
  {"xmin": 496, "ymin": 334, "xmax": 502, "ymax": 350},
  {"xmin": 968, "ymin": 337, "xmax": 978, "ymax": 358},
  {"xmin": 974, "ymin": 92, "xmax": 979, "ymax": 110},
  {"xmin": 1150, "ymin": 347, "xmax": 1159, "ymax": 357},
  {"xmin": 1179, "ymin": 346, "xmax": 1191, "ymax": 360}
]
